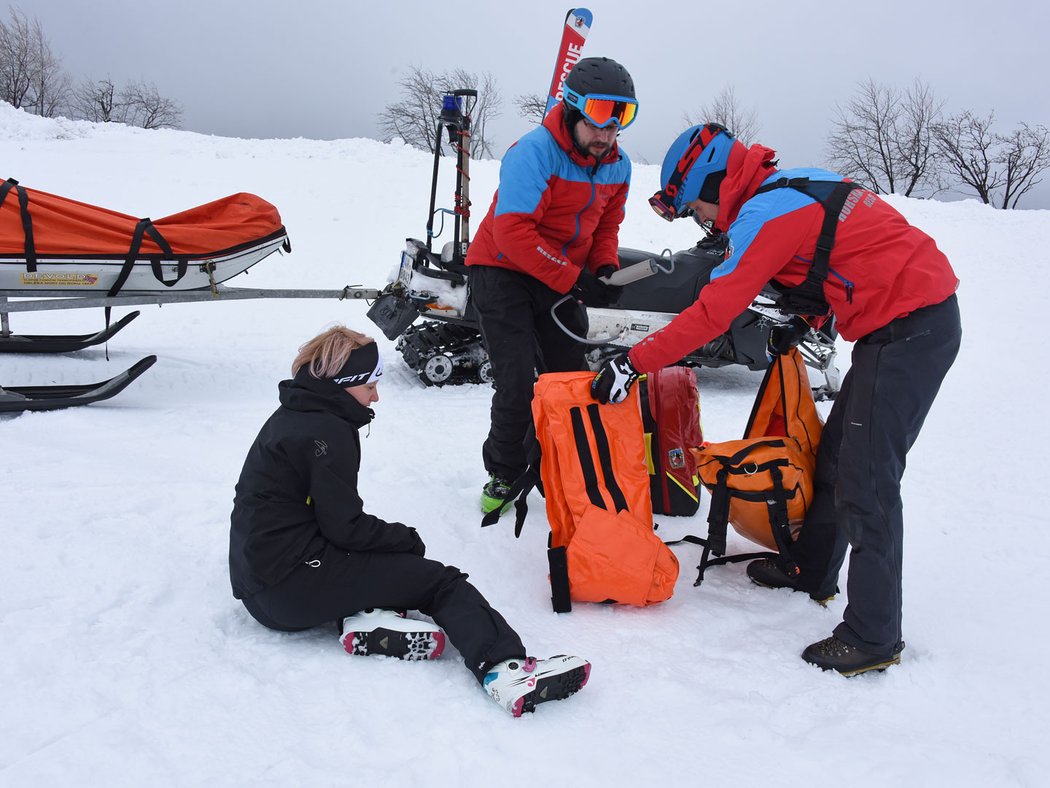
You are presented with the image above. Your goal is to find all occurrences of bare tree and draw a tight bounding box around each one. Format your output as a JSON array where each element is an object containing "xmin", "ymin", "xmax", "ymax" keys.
[
  {"xmin": 825, "ymin": 78, "xmax": 943, "ymax": 197},
  {"xmin": 931, "ymin": 112, "xmax": 1049, "ymax": 209},
  {"xmin": 120, "ymin": 79, "xmax": 182, "ymax": 129},
  {"xmin": 0, "ymin": 6, "xmax": 69, "ymax": 115},
  {"xmin": 466, "ymin": 71, "xmax": 502, "ymax": 159},
  {"xmin": 377, "ymin": 65, "xmax": 502, "ymax": 158},
  {"xmin": 931, "ymin": 110, "xmax": 1001, "ymax": 204},
  {"xmin": 995, "ymin": 123, "xmax": 1050, "ymax": 209},
  {"xmin": 27, "ymin": 32, "xmax": 69, "ymax": 117},
  {"xmin": 514, "ymin": 92, "xmax": 547, "ymax": 126},
  {"xmin": 895, "ymin": 80, "xmax": 943, "ymax": 196},
  {"xmin": 71, "ymin": 76, "xmax": 124, "ymax": 122},
  {"xmin": 0, "ymin": 6, "xmax": 32, "ymax": 107},
  {"xmin": 683, "ymin": 85, "xmax": 759, "ymax": 145}
]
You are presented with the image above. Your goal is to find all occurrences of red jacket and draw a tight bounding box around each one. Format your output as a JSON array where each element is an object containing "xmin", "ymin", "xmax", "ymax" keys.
[
  {"xmin": 465, "ymin": 104, "xmax": 631, "ymax": 294},
  {"xmin": 630, "ymin": 142, "xmax": 959, "ymax": 372}
]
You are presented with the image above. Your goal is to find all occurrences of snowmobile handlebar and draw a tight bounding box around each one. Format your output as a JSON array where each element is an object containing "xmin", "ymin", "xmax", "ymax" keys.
[
  {"xmin": 600, "ymin": 252, "xmax": 676, "ymax": 286},
  {"xmin": 551, "ymin": 250, "xmax": 678, "ymax": 346}
]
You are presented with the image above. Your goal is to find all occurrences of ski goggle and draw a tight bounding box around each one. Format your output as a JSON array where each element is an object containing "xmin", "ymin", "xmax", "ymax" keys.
[
  {"xmin": 564, "ymin": 87, "xmax": 638, "ymax": 129},
  {"xmin": 649, "ymin": 191, "xmax": 680, "ymax": 222},
  {"xmin": 649, "ymin": 123, "xmax": 728, "ymax": 221}
]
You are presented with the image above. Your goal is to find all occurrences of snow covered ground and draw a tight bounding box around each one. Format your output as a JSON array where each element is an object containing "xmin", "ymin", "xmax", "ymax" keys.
[{"xmin": 2, "ymin": 105, "xmax": 1049, "ymax": 786}]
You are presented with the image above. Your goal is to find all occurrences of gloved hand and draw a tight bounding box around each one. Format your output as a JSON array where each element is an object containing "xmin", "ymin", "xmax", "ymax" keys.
[
  {"xmin": 591, "ymin": 353, "xmax": 640, "ymax": 404},
  {"xmin": 405, "ymin": 528, "xmax": 426, "ymax": 557},
  {"xmin": 767, "ymin": 316, "xmax": 811, "ymax": 360},
  {"xmin": 571, "ymin": 265, "xmax": 622, "ymax": 308}
]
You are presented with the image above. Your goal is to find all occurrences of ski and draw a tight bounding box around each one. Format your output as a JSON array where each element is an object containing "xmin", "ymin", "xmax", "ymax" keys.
[
  {"xmin": 0, "ymin": 311, "xmax": 141, "ymax": 354},
  {"xmin": 543, "ymin": 8, "xmax": 593, "ymax": 117},
  {"xmin": 0, "ymin": 355, "xmax": 156, "ymax": 413}
]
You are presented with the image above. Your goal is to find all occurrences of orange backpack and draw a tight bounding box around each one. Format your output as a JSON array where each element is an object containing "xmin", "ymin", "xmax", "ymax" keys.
[
  {"xmin": 688, "ymin": 348, "xmax": 823, "ymax": 583},
  {"xmin": 485, "ymin": 371, "xmax": 679, "ymax": 612}
]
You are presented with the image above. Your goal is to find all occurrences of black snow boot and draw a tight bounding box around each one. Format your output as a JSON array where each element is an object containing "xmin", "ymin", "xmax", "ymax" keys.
[
  {"xmin": 801, "ymin": 636, "xmax": 904, "ymax": 677},
  {"xmin": 746, "ymin": 558, "xmax": 836, "ymax": 605}
]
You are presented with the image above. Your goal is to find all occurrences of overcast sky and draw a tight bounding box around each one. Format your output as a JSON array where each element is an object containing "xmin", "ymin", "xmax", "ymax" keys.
[{"xmin": 23, "ymin": 0, "xmax": 1050, "ymax": 207}]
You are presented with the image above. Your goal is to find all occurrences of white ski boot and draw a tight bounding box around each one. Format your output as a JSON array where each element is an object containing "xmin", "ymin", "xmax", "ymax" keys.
[
  {"xmin": 340, "ymin": 608, "xmax": 445, "ymax": 660},
  {"xmin": 483, "ymin": 655, "xmax": 591, "ymax": 717}
]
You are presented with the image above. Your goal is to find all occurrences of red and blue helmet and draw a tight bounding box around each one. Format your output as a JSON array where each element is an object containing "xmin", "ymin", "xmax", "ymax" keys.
[{"xmin": 650, "ymin": 123, "xmax": 736, "ymax": 221}]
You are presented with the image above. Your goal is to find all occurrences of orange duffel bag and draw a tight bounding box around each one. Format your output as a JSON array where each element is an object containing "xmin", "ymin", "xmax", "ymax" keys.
[
  {"xmin": 689, "ymin": 348, "xmax": 823, "ymax": 583},
  {"xmin": 484, "ymin": 371, "xmax": 679, "ymax": 612}
]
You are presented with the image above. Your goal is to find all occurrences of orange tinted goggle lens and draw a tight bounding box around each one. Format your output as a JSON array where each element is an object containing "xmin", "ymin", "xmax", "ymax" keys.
[
  {"xmin": 582, "ymin": 97, "xmax": 637, "ymax": 128},
  {"xmin": 649, "ymin": 192, "xmax": 677, "ymax": 221}
]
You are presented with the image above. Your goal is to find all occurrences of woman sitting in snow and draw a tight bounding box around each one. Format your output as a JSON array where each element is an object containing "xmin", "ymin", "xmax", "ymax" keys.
[{"xmin": 228, "ymin": 325, "xmax": 589, "ymax": 716}]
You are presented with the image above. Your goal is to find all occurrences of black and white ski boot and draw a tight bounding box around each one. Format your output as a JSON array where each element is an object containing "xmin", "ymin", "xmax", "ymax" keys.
[
  {"xmin": 340, "ymin": 608, "xmax": 445, "ymax": 660},
  {"xmin": 483, "ymin": 655, "xmax": 590, "ymax": 717}
]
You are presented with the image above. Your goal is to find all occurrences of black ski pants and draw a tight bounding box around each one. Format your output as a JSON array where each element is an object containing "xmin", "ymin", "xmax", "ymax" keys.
[
  {"xmin": 469, "ymin": 265, "xmax": 588, "ymax": 480},
  {"xmin": 790, "ymin": 294, "xmax": 961, "ymax": 656},
  {"xmin": 240, "ymin": 543, "xmax": 527, "ymax": 682}
]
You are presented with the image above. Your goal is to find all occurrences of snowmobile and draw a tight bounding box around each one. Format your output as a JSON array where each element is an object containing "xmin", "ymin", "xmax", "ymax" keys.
[{"xmin": 365, "ymin": 92, "xmax": 840, "ymax": 400}]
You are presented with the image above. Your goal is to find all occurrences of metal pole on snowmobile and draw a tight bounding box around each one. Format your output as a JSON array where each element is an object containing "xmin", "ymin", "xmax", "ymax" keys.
[
  {"xmin": 425, "ymin": 116, "xmax": 444, "ymax": 254},
  {"xmin": 445, "ymin": 89, "xmax": 476, "ymax": 260},
  {"xmin": 425, "ymin": 89, "xmax": 477, "ymax": 261}
]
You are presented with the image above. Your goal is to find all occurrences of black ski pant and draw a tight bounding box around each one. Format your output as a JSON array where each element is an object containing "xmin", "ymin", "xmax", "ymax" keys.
[
  {"xmin": 240, "ymin": 543, "xmax": 527, "ymax": 682},
  {"xmin": 789, "ymin": 294, "xmax": 961, "ymax": 656},
  {"xmin": 469, "ymin": 265, "xmax": 588, "ymax": 480}
]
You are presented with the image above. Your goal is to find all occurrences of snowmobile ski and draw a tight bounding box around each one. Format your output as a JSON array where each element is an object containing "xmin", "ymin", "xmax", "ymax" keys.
[
  {"xmin": 0, "ymin": 355, "xmax": 157, "ymax": 413},
  {"xmin": 0, "ymin": 310, "xmax": 140, "ymax": 354},
  {"xmin": 544, "ymin": 8, "xmax": 592, "ymax": 117}
]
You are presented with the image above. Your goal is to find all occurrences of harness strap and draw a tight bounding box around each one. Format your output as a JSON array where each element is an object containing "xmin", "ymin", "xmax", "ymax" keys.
[
  {"xmin": 548, "ymin": 543, "xmax": 572, "ymax": 613},
  {"xmin": 0, "ymin": 178, "xmax": 38, "ymax": 272},
  {"xmin": 639, "ymin": 380, "xmax": 667, "ymax": 512},
  {"xmin": 586, "ymin": 404, "xmax": 629, "ymax": 513},
  {"xmin": 766, "ymin": 465, "xmax": 800, "ymax": 577},
  {"xmin": 571, "ymin": 407, "xmax": 606, "ymax": 509},
  {"xmin": 664, "ymin": 532, "xmax": 774, "ymax": 587},
  {"xmin": 717, "ymin": 438, "xmax": 788, "ymax": 467},
  {"xmin": 681, "ymin": 446, "xmax": 801, "ymax": 585},
  {"xmin": 754, "ymin": 177, "xmax": 864, "ymax": 315},
  {"xmin": 108, "ymin": 218, "xmax": 185, "ymax": 297}
]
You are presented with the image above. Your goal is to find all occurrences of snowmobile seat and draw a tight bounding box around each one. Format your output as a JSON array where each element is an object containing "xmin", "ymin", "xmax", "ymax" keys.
[
  {"xmin": 405, "ymin": 237, "xmax": 466, "ymax": 282},
  {"xmin": 439, "ymin": 241, "xmax": 470, "ymax": 277},
  {"xmin": 614, "ymin": 241, "xmax": 727, "ymax": 314}
]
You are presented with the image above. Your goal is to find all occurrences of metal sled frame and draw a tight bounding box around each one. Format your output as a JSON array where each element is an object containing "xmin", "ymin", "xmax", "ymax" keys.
[
  {"xmin": 0, "ymin": 284, "xmax": 383, "ymax": 412},
  {"xmin": 0, "ymin": 283, "xmax": 381, "ymax": 345}
]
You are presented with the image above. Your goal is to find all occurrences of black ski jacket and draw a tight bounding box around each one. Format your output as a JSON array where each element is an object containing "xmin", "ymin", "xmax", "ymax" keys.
[{"xmin": 229, "ymin": 369, "xmax": 422, "ymax": 599}]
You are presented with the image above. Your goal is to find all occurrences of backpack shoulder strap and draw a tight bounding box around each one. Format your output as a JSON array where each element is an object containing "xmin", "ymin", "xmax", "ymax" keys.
[{"xmin": 753, "ymin": 177, "xmax": 864, "ymax": 315}]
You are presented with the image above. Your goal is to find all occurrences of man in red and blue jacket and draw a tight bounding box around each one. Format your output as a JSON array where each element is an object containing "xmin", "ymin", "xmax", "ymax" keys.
[
  {"xmin": 593, "ymin": 124, "xmax": 962, "ymax": 676},
  {"xmin": 466, "ymin": 57, "xmax": 636, "ymax": 514}
]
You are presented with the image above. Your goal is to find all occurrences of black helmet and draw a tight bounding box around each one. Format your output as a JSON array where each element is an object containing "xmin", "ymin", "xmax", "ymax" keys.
[
  {"xmin": 564, "ymin": 57, "xmax": 635, "ymax": 100},
  {"xmin": 562, "ymin": 57, "xmax": 634, "ymax": 133}
]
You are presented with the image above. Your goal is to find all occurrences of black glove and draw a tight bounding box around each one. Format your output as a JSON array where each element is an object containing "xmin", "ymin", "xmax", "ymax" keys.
[
  {"xmin": 405, "ymin": 528, "xmax": 426, "ymax": 557},
  {"xmin": 767, "ymin": 316, "xmax": 811, "ymax": 359},
  {"xmin": 571, "ymin": 266, "xmax": 622, "ymax": 308},
  {"xmin": 591, "ymin": 354, "xmax": 640, "ymax": 404}
]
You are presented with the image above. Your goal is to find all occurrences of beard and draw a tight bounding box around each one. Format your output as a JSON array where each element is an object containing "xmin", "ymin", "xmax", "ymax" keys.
[{"xmin": 586, "ymin": 140, "xmax": 613, "ymax": 159}]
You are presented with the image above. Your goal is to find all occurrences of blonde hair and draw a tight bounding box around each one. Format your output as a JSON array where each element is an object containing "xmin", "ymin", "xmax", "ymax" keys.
[{"xmin": 291, "ymin": 325, "xmax": 376, "ymax": 379}]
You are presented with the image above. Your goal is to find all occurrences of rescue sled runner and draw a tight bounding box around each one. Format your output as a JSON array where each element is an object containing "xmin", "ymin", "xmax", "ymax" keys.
[{"xmin": 0, "ymin": 355, "xmax": 157, "ymax": 413}]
